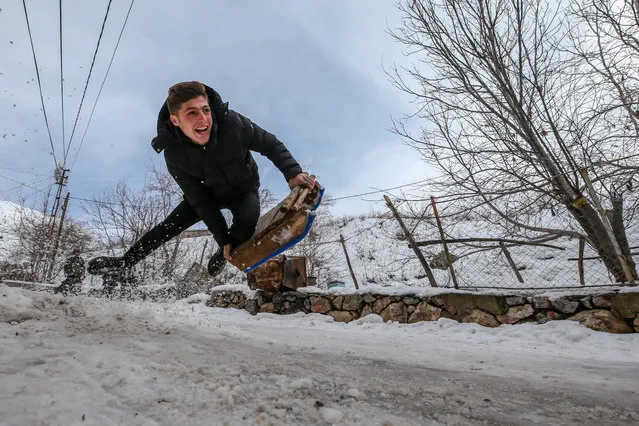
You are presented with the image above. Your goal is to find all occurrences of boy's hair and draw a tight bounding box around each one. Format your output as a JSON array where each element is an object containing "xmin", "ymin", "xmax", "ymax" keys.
[{"xmin": 167, "ymin": 81, "xmax": 207, "ymax": 115}]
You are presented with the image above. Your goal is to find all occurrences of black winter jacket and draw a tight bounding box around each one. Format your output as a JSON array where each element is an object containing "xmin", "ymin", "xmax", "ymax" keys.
[{"xmin": 151, "ymin": 85, "xmax": 302, "ymax": 244}]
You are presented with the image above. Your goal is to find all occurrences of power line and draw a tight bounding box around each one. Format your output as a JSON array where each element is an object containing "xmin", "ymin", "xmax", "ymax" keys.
[
  {"xmin": 331, "ymin": 179, "xmax": 430, "ymax": 201},
  {"xmin": 21, "ymin": 0, "xmax": 59, "ymax": 168},
  {"xmin": 59, "ymin": 0, "xmax": 65, "ymax": 156},
  {"xmin": 0, "ymin": 174, "xmax": 51, "ymax": 192},
  {"xmin": 71, "ymin": 0, "xmax": 136, "ymax": 170},
  {"xmin": 64, "ymin": 0, "xmax": 113, "ymax": 164},
  {"xmin": 69, "ymin": 195, "xmax": 118, "ymax": 206}
]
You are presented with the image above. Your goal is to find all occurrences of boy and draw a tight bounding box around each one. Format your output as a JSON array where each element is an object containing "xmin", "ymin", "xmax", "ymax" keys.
[{"xmin": 89, "ymin": 81, "xmax": 313, "ymax": 277}]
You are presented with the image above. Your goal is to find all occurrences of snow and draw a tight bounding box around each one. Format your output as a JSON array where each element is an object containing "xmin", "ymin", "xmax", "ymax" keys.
[
  {"xmin": 0, "ymin": 200, "xmax": 26, "ymax": 259},
  {"xmin": 2, "ymin": 284, "xmax": 638, "ymax": 425}
]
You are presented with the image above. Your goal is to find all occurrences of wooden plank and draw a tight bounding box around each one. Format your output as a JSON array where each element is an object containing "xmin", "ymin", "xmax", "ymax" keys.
[
  {"xmin": 228, "ymin": 183, "xmax": 321, "ymax": 271},
  {"xmin": 229, "ymin": 210, "xmax": 310, "ymax": 271}
]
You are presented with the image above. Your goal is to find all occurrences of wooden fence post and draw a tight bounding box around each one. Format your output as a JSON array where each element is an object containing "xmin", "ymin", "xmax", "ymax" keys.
[
  {"xmin": 578, "ymin": 237, "xmax": 585, "ymax": 286},
  {"xmin": 430, "ymin": 196, "xmax": 459, "ymax": 289},
  {"xmin": 339, "ymin": 234, "xmax": 359, "ymax": 290},
  {"xmin": 499, "ymin": 241, "xmax": 524, "ymax": 284},
  {"xmin": 384, "ymin": 195, "xmax": 438, "ymax": 287}
]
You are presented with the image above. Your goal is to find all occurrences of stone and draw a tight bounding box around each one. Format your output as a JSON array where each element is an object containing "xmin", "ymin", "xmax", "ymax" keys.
[
  {"xmin": 360, "ymin": 304, "xmax": 373, "ymax": 318},
  {"xmin": 328, "ymin": 310, "xmax": 358, "ymax": 323},
  {"xmin": 294, "ymin": 291, "xmax": 309, "ymax": 299},
  {"xmin": 260, "ymin": 302, "xmax": 275, "ymax": 313},
  {"xmin": 505, "ymin": 296, "xmax": 526, "ymax": 306},
  {"xmin": 272, "ymin": 292, "xmax": 285, "ymax": 308},
  {"xmin": 309, "ymin": 296, "xmax": 331, "ymax": 314},
  {"xmin": 342, "ymin": 295, "xmax": 363, "ymax": 311},
  {"xmin": 609, "ymin": 293, "xmax": 639, "ymax": 319},
  {"xmin": 373, "ymin": 297, "xmax": 392, "ymax": 314},
  {"xmin": 497, "ymin": 305, "xmax": 535, "ymax": 325},
  {"xmin": 535, "ymin": 311, "xmax": 562, "ymax": 324},
  {"xmin": 283, "ymin": 292, "xmax": 297, "ymax": 302},
  {"xmin": 363, "ymin": 294, "xmax": 376, "ymax": 304},
  {"xmin": 429, "ymin": 296, "xmax": 445, "ymax": 307},
  {"xmin": 567, "ymin": 310, "xmax": 633, "ymax": 334},
  {"xmin": 254, "ymin": 290, "xmax": 269, "ymax": 305},
  {"xmin": 633, "ymin": 315, "xmax": 639, "ymax": 333},
  {"xmin": 407, "ymin": 305, "xmax": 415, "ymax": 314},
  {"xmin": 579, "ymin": 297, "xmax": 593, "ymax": 309},
  {"xmin": 281, "ymin": 301, "xmax": 300, "ymax": 315},
  {"xmin": 409, "ymin": 302, "xmax": 442, "ymax": 323},
  {"xmin": 403, "ymin": 297, "xmax": 420, "ymax": 305},
  {"xmin": 332, "ymin": 295, "xmax": 344, "ymax": 310},
  {"xmin": 531, "ymin": 296, "xmax": 552, "ymax": 309},
  {"xmin": 550, "ymin": 297, "xmax": 579, "ymax": 314},
  {"xmin": 438, "ymin": 294, "xmax": 508, "ymax": 316},
  {"xmin": 245, "ymin": 299, "xmax": 259, "ymax": 315},
  {"xmin": 381, "ymin": 302, "xmax": 408, "ymax": 323},
  {"xmin": 592, "ymin": 294, "xmax": 613, "ymax": 308},
  {"xmin": 460, "ymin": 309, "xmax": 499, "ymax": 328}
]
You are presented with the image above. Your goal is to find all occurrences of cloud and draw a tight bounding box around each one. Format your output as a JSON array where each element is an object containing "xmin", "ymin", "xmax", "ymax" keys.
[{"xmin": 1, "ymin": 0, "xmax": 430, "ymax": 217}]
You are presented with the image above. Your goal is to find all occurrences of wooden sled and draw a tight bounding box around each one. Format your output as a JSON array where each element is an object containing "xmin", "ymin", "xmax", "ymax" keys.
[{"xmin": 228, "ymin": 177, "xmax": 324, "ymax": 273}]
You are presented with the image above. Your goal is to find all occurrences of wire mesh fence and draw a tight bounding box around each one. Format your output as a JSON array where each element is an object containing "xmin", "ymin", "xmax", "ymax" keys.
[
  {"xmin": 380, "ymin": 195, "xmax": 638, "ymax": 291},
  {"xmin": 417, "ymin": 233, "xmax": 618, "ymax": 290}
]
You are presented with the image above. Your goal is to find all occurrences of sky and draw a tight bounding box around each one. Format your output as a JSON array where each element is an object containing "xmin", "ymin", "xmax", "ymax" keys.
[
  {"xmin": 1, "ymin": 283, "xmax": 638, "ymax": 425},
  {"xmin": 0, "ymin": 0, "xmax": 431, "ymax": 219}
]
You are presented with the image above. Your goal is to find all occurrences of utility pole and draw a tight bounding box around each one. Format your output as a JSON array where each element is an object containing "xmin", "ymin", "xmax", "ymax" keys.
[
  {"xmin": 45, "ymin": 165, "xmax": 70, "ymax": 282},
  {"xmin": 47, "ymin": 192, "xmax": 71, "ymax": 282}
]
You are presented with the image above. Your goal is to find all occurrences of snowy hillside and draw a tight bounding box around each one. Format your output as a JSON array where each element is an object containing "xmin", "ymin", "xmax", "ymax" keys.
[{"xmin": 0, "ymin": 200, "xmax": 40, "ymax": 261}]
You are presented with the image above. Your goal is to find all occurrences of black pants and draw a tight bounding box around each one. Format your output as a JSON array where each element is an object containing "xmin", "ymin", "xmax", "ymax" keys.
[{"xmin": 122, "ymin": 191, "xmax": 260, "ymax": 267}]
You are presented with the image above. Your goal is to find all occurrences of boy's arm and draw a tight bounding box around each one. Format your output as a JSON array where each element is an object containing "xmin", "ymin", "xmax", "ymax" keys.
[{"xmin": 232, "ymin": 111, "xmax": 303, "ymax": 181}]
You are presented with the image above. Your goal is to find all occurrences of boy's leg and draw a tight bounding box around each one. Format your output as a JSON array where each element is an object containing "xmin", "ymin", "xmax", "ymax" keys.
[
  {"xmin": 226, "ymin": 190, "xmax": 261, "ymax": 249},
  {"xmin": 122, "ymin": 200, "xmax": 200, "ymax": 266}
]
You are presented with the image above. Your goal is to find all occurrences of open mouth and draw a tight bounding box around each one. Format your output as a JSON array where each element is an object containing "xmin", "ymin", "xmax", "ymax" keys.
[{"xmin": 194, "ymin": 126, "xmax": 209, "ymax": 136}]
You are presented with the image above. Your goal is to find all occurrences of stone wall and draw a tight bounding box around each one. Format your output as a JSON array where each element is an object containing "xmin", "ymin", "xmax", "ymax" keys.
[{"xmin": 206, "ymin": 289, "xmax": 639, "ymax": 334}]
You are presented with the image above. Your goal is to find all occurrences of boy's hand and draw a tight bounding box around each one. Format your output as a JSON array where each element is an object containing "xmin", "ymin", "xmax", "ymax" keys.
[
  {"xmin": 223, "ymin": 244, "xmax": 233, "ymax": 261},
  {"xmin": 288, "ymin": 173, "xmax": 316, "ymax": 189}
]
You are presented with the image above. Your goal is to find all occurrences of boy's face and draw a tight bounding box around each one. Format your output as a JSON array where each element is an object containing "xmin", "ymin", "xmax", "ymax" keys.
[{"xmin": 169, "ymin": 95, "xmax": 212, "ymax": 145}]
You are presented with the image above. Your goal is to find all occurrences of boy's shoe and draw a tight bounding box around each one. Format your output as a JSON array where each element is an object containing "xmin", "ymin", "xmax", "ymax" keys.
[{"xmin": 207, "ymin": 247, "xmax": 226, "ymax": 276}]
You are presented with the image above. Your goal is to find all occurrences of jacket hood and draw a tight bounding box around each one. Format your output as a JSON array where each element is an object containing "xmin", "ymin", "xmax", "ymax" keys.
[{"xmin": 151, "ymin": 84, "xmax": 228, "ymax": 153}]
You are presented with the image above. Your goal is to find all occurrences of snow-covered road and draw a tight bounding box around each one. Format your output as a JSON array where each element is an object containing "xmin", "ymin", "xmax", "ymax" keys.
[{"xmin": 1, "ymin": 285, "xmax": 638, "ymax": 425}]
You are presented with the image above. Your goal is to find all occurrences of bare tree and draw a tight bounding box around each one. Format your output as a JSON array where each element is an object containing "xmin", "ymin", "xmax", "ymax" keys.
[
  {"xmin": 286, "ymin": 203, "xmax": 339, "ymax": 286},
  {"xmin": 388, "ymin": 0, "xmax": 637, "ymax": 282},
  {"xmin": 11, "ymin": 199, "xmax": 91, "ymax": 282},
  {"xmin": 83, "ymin": 168, "xmax": 184, "ymax": 280},
  {"xmin": 568, "ymin": 0, "xmax": 639, "ymax": 274}
]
